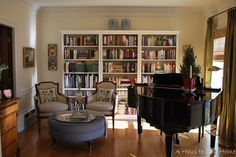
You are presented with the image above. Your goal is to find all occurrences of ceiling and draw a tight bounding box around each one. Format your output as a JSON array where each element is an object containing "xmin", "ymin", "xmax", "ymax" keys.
[{"xmin": 20, "ymin": 0, "xmax": 222, "ymax": 9}]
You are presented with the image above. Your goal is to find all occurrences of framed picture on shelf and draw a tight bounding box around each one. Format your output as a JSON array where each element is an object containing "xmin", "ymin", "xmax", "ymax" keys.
[
  {"xmin": 48, "ymin": 44, "xmax": 57, "ymax": 70},
  {"xmin": 23, "ymin": 47, "xmax": 35, "ymax": 68}
]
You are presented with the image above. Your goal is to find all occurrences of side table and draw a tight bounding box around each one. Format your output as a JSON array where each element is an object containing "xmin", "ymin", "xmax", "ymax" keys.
[{"xmin": 68, "ymin": 95, "xmax": 86, "ymax": 111}]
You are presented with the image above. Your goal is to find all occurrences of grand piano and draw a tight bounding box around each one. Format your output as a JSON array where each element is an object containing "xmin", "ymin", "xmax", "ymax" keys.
[{"xmin": 131, "ymin": 73, "xmax": 222, "ymax": 157}]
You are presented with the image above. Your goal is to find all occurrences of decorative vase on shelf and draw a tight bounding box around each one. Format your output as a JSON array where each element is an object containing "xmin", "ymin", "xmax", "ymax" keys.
[
  {"xmin": 121, "ymin": 18, "xmax": 131, "ymax": 30},
  {"xmin": 108, "ymin": 18, "xmax": 118, "ymax": 30}
]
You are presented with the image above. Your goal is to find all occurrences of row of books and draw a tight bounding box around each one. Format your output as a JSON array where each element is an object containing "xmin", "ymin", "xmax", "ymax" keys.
[
  {"xmin": 64, "ymin": 74, "xmax": 98, "ymax": 88},
  {"xmin": 142, "ymin": 49, "xmax": 176, "ymax": 60},
  {"xmin": 64, "ymin": 35, "xmax": 98, "ymax": 46},
  {"xmin": 141, "ymin": 75, "xmax": 153, "ymax": 83},
  {"xmin": 142, "ymin": 63, "xmax": 176, "ymax": 73},
  {"xmin": 103, "ymin": 77, "xmax": 136, "ymax": 88},
  {"xmin": 65, "ymin": 62, "xmax": 98, "ymax": 72},
  {"xmin": 142, "ymin": 35, "xmax": 177, "ymax": 46},
  {"xmin": 103, "ymin": 35, "xmax": 137, "ymax": 46},
  {"xmin": 103, "ymin": 62, "xmax": 137, "ymax": 73},
  {"xmin": 103, "ymin": 49, "xmax": 137, "ymax": 59},
  {"xmin": 64, "ymin": 48, "xmax": 98, "ymax": 59}
]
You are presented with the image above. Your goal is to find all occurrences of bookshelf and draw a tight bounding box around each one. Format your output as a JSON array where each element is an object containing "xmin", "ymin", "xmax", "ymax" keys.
[
  {"xmin": 102, "ymin": 34, "xmax": 138, "ymax": 88},
  {"xmin": 141, "ymin": 34, "xmax": 177, "ymax": 83},
  {"xmin": 62, "ymin": 32, "xmax": 99, "ymax": 96},
  {"xmin": 61, "ymin": 31, "xmax": 179, "ymax": 97}
]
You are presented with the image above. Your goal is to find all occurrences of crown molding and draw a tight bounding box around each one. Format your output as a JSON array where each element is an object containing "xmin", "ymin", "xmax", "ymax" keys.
[{"xmin": 37, "ymin": 6, "xmax": 203, "ymax": 17}]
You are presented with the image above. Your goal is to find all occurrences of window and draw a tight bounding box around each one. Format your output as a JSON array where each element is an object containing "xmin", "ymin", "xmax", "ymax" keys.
[{"xmin": 211, "ymin": 29, "xmax": 226, "ymax": 89}]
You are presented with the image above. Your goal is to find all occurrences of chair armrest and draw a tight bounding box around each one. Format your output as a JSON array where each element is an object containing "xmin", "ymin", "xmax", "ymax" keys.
[
  {"xmin": 57, "ymin": 93, "xmax": 68, "ymax": 103},
  {"xmin": 87, "ymin": 93, "xmax": 97, "ymax": 104}
]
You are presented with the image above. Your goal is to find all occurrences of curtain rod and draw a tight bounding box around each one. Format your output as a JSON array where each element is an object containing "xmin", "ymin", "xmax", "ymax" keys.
[{"xmin": 209, "ymin": 7, "xmax": 236, "ymax": 19}]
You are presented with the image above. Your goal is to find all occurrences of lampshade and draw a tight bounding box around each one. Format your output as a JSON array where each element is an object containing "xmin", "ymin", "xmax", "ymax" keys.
[{"xmin": 207, "ymin": 66, "xmax": 222, "ymax": 71}]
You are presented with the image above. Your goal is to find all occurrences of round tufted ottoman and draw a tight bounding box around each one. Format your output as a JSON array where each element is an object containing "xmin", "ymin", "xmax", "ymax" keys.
[{"xmin": 48, "ymin": 109, "xmax": 107, "ymax": 152}]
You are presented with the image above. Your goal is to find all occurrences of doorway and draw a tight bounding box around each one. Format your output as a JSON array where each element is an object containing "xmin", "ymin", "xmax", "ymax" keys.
[{"xmin": 0, "ymin": 24, "xmax": 14, "ymax": 97}]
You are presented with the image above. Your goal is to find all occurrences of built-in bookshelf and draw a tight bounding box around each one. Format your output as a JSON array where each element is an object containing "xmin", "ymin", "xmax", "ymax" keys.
[
  {"xmin": 61, "ymin": 31, "xmax": 179, "ymax": 97},
  {"xmin": 102, "ymin": 34, "xmax": 138, "ymax": 89},
  {"xmin": 141, "ymin": 34, "xmax": 177, "ymax": 83},
  {"xmin": 62, "ymin": 33, "xmax": 99, "ymax": 96}
]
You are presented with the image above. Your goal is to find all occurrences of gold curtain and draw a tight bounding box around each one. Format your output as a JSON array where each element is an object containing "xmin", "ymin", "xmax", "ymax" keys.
[
  {"xmin": 219, "ymin": 8, "xmax": 236, "ymax": 148},
  {"xmin": 203, "ymin": 18, "xmax": 214, "ymax": 87}
]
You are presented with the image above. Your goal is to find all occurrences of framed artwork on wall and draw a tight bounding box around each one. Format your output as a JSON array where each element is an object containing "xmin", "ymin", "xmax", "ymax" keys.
[
  {"xmin": 23, "ymin": 47, "xmax": 35, "ymax": 68},
  {"xmin": 48, "ymin": 44, "xmax": 57, "ymax": 70}
]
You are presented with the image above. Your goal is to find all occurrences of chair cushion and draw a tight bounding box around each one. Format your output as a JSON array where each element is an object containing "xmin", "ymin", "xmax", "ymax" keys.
[
  {"xmin": 96, "ymin": 88, "xmax": 113, "ymax": 102},
  {"xmin": 39, "ymin": 88, "xmax": 57, "ymax": 104},
  {"xmin": 39, "ymin": 101, "xmax": 68, "ymax": 113},
  {"xmin": 86, "ymin": 101, "xmax": 113, "ymax": 112}
]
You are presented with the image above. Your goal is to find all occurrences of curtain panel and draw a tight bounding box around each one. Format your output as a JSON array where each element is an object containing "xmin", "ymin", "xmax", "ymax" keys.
[
  {"xmin": 203, "ymin": 18, "xmax": 214, "ymax": 87},
  {"xmin": 219, "ymin": 8, "xmax": 236, "ymax": 148}
]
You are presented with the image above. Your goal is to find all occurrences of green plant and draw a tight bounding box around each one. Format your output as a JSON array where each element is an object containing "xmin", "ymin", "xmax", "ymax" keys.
[
  {"xmin": 77, "ymin": 79, "xmax": 81, "ymax": 94},
  {"xmin": 0, "ymin": 64, "xmax": 9, "ymax": 81},
  {"xmin": 180, "ymin": 45, "xmax": 200, "ymax": 78}
]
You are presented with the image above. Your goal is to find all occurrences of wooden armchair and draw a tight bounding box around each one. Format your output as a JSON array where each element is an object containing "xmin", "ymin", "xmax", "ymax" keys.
[
  {"xmin": 34, "ymin": 81, "xmax": 68, "ymax": 133},
  {"xmin": 85, "ymin": 81, "xmax": 118, "ymax": 129}
]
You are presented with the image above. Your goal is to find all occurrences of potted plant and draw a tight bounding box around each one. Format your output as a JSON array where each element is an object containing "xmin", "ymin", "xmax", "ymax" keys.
[
  {"xmin": 0, "ymin": 63, "xmax": 8, "ymax": 81},
  {"xmin": 0, "ymin": 63, "xmax": 9, "ymax": 100},
  {"xmin": 180, "ymin": 45, "xmax": 201, "ymax": 89}
]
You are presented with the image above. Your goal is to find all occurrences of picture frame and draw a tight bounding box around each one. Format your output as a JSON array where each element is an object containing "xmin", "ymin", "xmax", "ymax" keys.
[
  {"xmin": 23, "ymin": 47, "xmax": 35, "ymax": 68},
  {"xmin": 48, "ymin": 44, "xmax": 57, "ymax": 70}
]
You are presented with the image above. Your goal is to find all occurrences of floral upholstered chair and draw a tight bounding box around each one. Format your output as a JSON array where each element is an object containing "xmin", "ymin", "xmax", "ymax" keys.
[
  {"xmin": 86, "ymin": 81, "xmax": 118, "ymax": 130},
  {"xmin": 34, "ymin": 81, "xmax": 68, "ymax": 133}
]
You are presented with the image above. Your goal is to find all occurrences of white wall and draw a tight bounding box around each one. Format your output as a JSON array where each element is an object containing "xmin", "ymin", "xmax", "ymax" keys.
[
  {"xmin": 0, "ymin": 0, "xmax": 37, "ymax": 132},
  {"xmin": 37, "ymin": 6, "xmax": 205, "ymax": 85}
]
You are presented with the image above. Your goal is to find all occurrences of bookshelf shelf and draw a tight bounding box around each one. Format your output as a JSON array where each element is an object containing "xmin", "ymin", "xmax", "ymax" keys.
[
  {"xmin": 62, "ymin": 30, "xmax": 179, "ymax": 97},
  {"xmin": 103, "ymin": 72, "xmax": 137, "ymax": 75},
  {"xmin": 141, "ymin": 59, "xmax": 176, "ymax": 62}
]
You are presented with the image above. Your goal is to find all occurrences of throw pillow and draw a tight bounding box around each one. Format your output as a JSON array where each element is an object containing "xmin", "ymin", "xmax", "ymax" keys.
[
  {"xmin": 39, "ymin": 88, "xmax": 57, "ymax": 104},
  {"xmin": 96, "ymin": 88, "xmax": 113, "ymax": 102}
]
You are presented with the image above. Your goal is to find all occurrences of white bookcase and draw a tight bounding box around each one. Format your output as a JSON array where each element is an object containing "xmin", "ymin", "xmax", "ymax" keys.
[{"xmin": 61, "ymin": 30, "xmax": 179, "ymax": 97}]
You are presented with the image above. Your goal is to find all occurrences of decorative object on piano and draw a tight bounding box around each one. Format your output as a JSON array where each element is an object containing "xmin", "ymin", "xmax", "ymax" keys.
[
  {"xmin": 3, "ymin": 89, "xmax": 12, "ymax": 98},
  {"xmin": 180, "ymin": 45, "xmax": 201, "ymax": 89},
  {"xmin": 195, "ymin": 75, "xmax": 205, "ymax": 95}
]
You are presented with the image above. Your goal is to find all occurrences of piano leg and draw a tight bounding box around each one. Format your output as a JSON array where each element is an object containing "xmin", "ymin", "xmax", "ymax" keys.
[
  {"xmin": 137, "ymin": 114, "xmax": 142, "ymax": 134},
  {"xmin": 210, "ymin": 119, "xmax": 218, "ymax": 148},
  {"xmin": 175, "ymin": 134, "xmax": 180, "ymax": 144},
  {"xmin": 165, "ymin": 134, "xmax": 174, "ymax": 157},
  {"xmin": 198, "ymin": 127, "xmax": 201, "ymax": 143}
]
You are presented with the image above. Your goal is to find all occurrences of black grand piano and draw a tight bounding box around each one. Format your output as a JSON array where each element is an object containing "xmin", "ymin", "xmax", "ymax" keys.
[{"xmin": 129, "ymin": 73, "xmax": 222, "ymax": 157}]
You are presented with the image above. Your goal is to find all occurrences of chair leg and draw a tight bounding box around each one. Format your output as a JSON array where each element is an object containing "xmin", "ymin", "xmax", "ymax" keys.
[{"xmin": 112, "ymin": 115, "xmax": 115, "ymax": 130}]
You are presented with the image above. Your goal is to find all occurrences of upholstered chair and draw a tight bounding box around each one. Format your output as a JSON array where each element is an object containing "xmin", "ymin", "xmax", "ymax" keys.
[
  {"xmin": 34, "ymin": 81, "xmax": 68, "ymax": 133},
  {"xmin": 85, "ymin": 81, "xmax": 118, "ymax": 130}
]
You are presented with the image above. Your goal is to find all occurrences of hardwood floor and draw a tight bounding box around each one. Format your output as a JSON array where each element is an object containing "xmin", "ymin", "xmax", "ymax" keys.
[{"xmin": 18, "ymin": 117, "xmax": 236, "ymax": 157}]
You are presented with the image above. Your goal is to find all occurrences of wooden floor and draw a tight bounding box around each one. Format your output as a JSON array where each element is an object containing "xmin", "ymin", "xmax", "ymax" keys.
[{"xmin": 18, "ymin": 117, "xmax": 236, "ymax": 157}]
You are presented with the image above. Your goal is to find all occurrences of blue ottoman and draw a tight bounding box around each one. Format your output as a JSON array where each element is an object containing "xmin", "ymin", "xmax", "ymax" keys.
[{"xmin": 48, "ymin": 110, "xmax": 107, "ymax": 152}]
